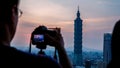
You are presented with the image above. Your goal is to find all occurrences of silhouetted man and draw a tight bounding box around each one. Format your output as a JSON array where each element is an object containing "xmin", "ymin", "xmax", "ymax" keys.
[
  {"xmin": 107, "ymin": 20, "xmax": 120, "ymax": 68},
  {"xmin": 0, "ymin": 0, "xmax": 72, "ymax": 68}
]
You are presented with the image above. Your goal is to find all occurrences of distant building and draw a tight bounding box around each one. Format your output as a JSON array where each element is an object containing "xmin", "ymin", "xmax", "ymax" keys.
[
  {"xmin": 85, "ymin": 60, "xmax": 91, "ymax": 68},
  {"xmin": 96, "ymin": 60, "xmax": 105, "ymax": 68},
  {"xmin": 74, "ymin": 6, "xmax": 83, "ymax": 66},
  {"xmin": 103, "ymin": 33, "xmax": 112, "ymax": 68}
]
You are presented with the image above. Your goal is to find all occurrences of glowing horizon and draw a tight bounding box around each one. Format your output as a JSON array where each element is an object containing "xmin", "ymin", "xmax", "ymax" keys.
[{"xmin": 12, "ymin": 0, "xmax": 120, "ymax": 51}]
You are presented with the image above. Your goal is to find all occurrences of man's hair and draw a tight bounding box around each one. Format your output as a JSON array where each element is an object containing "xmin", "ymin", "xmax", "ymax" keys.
[
  {"xmin": 0, "ymin": 0, "xmax": 19, "ymax": 23},
  {"xmin": 0, "ymin": 0, "xmax": 19, "ymax": 8}
]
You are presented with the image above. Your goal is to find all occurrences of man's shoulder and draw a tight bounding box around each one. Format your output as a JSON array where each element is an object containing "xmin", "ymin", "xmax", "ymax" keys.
[
  {"xmin": 0, "ymin": 45, "xmax": 61, "ymax": 67},
  {"xmin": 0, "ymin": 45, "xmax": 49, "ymax": 59}
]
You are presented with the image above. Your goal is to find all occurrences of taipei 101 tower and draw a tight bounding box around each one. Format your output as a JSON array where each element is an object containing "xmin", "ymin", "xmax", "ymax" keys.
[{"xmin": 74, "ymin": 7, "xmax": 83, "ymax": 66}]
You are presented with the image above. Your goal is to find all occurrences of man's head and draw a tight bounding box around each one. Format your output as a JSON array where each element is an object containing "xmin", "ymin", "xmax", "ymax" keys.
[
  {"xmin": 0, "ymin": 0, "xmax": 20, "ymax": 22},
  {"xmin": 0, "ymin": 0, "xmax": 20, "ymax": 46}
]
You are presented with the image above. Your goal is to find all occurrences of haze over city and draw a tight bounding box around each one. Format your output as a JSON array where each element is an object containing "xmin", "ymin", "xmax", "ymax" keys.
[{"xmin": 11, "ymin": 0, "xmax": 120, "ymax": 51}]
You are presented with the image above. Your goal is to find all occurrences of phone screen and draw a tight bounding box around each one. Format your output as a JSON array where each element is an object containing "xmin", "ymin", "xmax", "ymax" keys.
[{"xmin": 34, "ymin": 34, "xmax": 44, "ymax": 42}]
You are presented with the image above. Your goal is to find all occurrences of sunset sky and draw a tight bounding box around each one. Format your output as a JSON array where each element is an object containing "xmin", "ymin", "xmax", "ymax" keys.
[{"xmin": 11, "ymin": 0, "xmax": 120, "ymax": 51}]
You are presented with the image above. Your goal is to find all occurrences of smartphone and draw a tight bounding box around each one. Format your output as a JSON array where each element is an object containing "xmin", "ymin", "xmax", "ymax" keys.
[{"xmin": 34, "ymin": 34, "xmax": 44, "ymax": 43}]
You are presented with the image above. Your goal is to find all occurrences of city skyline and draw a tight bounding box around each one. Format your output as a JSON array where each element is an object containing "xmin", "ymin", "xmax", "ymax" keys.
[{"xmin": 11, "ymin": 0, "xmax": 120, "ymax": 51}]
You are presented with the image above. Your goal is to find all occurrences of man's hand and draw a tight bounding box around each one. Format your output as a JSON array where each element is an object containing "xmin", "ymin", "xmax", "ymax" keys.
[{"xmin": 44, "ymin": 31, "xmax": 64, "ymax": 49}]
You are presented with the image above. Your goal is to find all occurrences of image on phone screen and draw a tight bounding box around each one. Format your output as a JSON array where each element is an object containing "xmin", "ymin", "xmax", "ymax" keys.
[{"xmin": 34, "ymin": 34, "xmax": 44, "ymax": 42}]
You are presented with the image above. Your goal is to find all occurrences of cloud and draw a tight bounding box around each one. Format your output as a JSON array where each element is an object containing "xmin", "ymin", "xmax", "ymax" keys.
[
  {"xmin": 13, "ymin": 0, "xmax": 120, "ymax": 51},
  {"xmin": 20, "ymin": 0, "xmax": 71, "ymax": 24}
]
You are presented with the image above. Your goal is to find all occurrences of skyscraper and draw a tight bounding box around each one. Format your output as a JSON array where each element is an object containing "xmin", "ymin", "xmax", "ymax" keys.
[
  {"xmin": 103, "ymin": 33, "xmax": 112, "ymax": 68},
  {"xmin": 74, "ymin": 7, "xmax": 83, "ymax": 66}
]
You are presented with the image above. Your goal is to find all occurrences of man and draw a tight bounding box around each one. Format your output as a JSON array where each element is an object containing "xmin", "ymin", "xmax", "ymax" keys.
[
  {"xmin": 107, "ymin": 20, "xmax": 120, "ymax": 68},
  {"xmin": 0, "ymin": 0, "xmax": 72, "ymax": 68}
]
